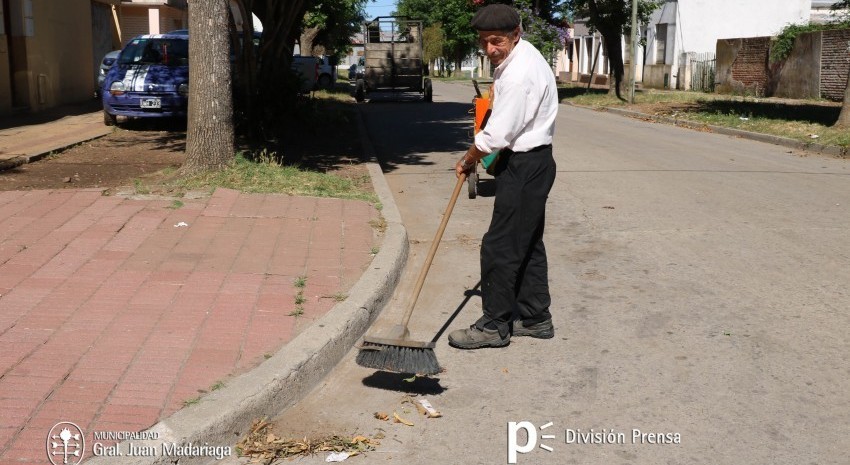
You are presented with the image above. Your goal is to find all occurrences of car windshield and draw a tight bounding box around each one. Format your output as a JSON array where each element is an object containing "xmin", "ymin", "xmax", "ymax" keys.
[{"xmin": 118, "ymin": 38, "xmax": 188, "ymax": 66}]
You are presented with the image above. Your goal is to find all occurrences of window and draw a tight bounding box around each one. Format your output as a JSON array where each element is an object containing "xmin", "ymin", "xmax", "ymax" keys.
[
  {"xmin": 655, "ymin": 24, "xmax": 667, "ymax": 65},
  {"xmin": 118, "ymin": 38, "xmax": 189, "ymax": 66}
]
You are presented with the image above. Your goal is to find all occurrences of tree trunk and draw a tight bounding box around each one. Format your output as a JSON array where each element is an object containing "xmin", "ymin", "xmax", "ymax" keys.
[
  {"xmin": 835, "ymin": 64, "xmax": 850, "ymax": 128},
  {"xmin": 300, "ymin": 26, "xmax": 319, "ymax": 56},
  {"xmin": 599, "ymin": 25, "xmax": 625, "ymax": 100},
  {"xmin": 182, "ymin": 0, "xmax": 234, "ymax": 174}
]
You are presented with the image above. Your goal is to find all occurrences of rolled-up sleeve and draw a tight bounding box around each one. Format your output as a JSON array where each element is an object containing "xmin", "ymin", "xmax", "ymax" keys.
[{"xmin": 474, "ymin": 80, "xmax": 535, "ymax": 153}]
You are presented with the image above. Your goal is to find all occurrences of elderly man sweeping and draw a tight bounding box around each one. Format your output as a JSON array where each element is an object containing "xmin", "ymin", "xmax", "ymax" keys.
[{"xmin": 449, "ymin": 4, "xmax": 559, "ymax": 349}]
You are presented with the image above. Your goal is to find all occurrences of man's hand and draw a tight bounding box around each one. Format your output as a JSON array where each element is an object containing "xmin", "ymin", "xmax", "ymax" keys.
[
  {"xmin": 456, "ymin": 145, "xmax": 487, "ymax": 178},
  {"xmin": 456, "ymin": 154, "xmax": 474, "ymax": 178}
]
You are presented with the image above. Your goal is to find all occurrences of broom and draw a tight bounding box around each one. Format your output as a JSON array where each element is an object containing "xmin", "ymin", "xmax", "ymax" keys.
[{"xmin": 356, "ymin": 174, "xmax": 467, "ymax": 375}]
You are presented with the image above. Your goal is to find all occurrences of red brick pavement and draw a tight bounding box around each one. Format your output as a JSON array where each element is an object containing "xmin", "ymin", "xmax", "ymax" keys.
[{"xmin": 0, "ymin": 188, "xmax": 378, "ymax": 464}]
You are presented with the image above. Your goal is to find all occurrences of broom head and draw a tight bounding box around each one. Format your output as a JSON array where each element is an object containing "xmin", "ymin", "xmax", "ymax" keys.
[{"xmin": 356, "ymin": 327, "xmax": 441, "ymax": 375}]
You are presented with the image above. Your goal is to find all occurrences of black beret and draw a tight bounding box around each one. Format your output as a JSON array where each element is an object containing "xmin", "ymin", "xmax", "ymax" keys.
[{"xmin": 471, "ymin": 4, "xmax": 520, "ymax": 31}]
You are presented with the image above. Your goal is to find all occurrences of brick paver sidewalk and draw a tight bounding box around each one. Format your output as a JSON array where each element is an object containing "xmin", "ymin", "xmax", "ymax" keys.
[{"xmin": 0, "ymin": 188, "xmax": 377, "ymax": 464}]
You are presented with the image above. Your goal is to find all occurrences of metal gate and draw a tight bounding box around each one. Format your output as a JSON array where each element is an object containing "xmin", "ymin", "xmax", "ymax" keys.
[{"xmin": 689, "ymin": 52, "xmax": 716, "ymax": 92}]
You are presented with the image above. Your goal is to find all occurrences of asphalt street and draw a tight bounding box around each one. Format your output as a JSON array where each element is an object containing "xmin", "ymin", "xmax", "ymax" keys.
[{"xmin": 249, "ymin": 81, "xmax": 849, "ymax": 465}]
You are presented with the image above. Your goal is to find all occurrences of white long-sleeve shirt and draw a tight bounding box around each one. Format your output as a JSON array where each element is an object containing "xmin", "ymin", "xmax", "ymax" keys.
[{"xmin": 474, "ymin": 38, "xmax": 558, "ymax": 154}]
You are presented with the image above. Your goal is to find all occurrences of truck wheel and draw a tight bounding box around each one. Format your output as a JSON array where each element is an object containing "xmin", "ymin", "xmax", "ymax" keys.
[
  {"xmin": 103, "ymin": 110, "xmax": 117, "ymax": 127},
  {"xmin": 355, "ymin": 79, "xmax": 366, "ymax": 102},
  {"xmin": 423, "ymin": 78, "xmax": 433, "ymax": 102}
]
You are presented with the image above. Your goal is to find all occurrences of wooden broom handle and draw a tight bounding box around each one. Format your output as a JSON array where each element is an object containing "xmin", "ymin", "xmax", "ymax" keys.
[{"xmin": 400, "ymin": 173, "xmax": 466, "ymax": 329}]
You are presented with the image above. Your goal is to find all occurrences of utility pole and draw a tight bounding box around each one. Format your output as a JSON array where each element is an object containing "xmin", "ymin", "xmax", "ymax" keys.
[{"xmin": 628, "ymin": 0, "xmax": 639, "ymax": 104}]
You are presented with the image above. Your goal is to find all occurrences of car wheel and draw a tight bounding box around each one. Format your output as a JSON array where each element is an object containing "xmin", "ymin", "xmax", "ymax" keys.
[
  {"xmin": 355, "ymin": 79, "xmax": 366, "ymax": 103},
  {"xmin": 423, "ymin": 78, "xmax": 433, "ymax": 102},
  {"xmin": 318, "ymin": 74, "xmax": 332, "ymax": 90},
  {"xmin": 103, "ymin": 110, "xmax": 117, "ymax": 127}
]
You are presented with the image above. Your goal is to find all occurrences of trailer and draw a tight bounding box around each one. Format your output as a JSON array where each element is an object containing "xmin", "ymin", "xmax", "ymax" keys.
[{"xmin": 353, "ymin": 17, "xmax": 432, "ymax": 102}]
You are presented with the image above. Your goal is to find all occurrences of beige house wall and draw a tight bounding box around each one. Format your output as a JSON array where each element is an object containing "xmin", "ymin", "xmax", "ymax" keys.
[
  {"xmin": 120, "ymin": 2, "xmax": 186, "ymax": 45},
  {"xmin": 0, "ymin": 0, "xmax": 185, "ymax": 116}
]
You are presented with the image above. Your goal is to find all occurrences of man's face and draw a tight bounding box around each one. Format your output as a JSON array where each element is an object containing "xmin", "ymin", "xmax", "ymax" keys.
[{"xmin": 478, "ymin": 28, "xmax": 520, "ymax": 66}]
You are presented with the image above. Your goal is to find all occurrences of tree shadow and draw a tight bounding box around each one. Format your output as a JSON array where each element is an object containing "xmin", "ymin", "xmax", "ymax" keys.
[
  {"xmin": 360, "ymin": 99, "xmax": 472, "ymax": 173},
  {"xmin": 109, "ymin": 119, "xmax": 187, "ymax": 153},
  {"xmin": 557, "ymin": 87, "xmax": 609, "ymax": 100}
]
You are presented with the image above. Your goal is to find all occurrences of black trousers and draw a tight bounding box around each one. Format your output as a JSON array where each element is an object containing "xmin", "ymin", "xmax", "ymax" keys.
[{"xmin": 478, "ymin": 144, "xmax": 556, "ymax": 338}]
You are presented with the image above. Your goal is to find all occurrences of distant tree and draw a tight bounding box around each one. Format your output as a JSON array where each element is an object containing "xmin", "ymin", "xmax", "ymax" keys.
[
  {"xmin": 423, "ymin": 23, "xmax": 446, "ymax": 75},
  {"xmin": 182, "ymin": 0, "xmax": 233, "ymax": 174},
  {"xmin": 397, "ymin": 0, "xmax": 478, "ymax": 76},
  {"xmin": 300, "ymin": 0, "xmax": 368, "ymax": 58},
  {"xmin": 566, "ymin": 0, "xmax": 659, "ymax": 100}
]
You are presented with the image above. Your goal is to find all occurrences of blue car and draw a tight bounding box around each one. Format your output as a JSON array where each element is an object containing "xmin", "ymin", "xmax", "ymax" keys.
[{"xmin": 101, "ymin": 32, "xmax": 189, "ymax": 126}]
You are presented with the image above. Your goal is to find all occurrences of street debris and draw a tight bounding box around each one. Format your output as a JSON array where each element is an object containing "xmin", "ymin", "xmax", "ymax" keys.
[
  {"xmin": 326, "ymin": 451, "xmax": 351, "ymax": 462},
  {"xmin": 236, "ymin": 419, "xmax": 377, "ymax": 464},
  {"xmin": 174, "ymin": 221, "xmax": 189, "ymax": 228},
  {"xmin": 393, "ymin": 411, "xmax": 414, "ymax": 426},
  {"xmin": 374, "ymin": 412, "xmax": 389, "ymax": 421},
  {"xmin": 809, "ymin": 134, "xmax": 820, "ymax": 139},
  {"xmin": 416, "ymin": 399, "xmax": 442, "ymax": 418}
]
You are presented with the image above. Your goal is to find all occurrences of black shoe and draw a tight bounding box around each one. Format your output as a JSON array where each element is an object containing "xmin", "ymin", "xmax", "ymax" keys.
[
  {"xmin": 512, "ymin": 318, "xmax": 554, "ymax": 339},
  {"xmin": 448, "ymin": 325, "xmax": 510, "ymax": 349}
]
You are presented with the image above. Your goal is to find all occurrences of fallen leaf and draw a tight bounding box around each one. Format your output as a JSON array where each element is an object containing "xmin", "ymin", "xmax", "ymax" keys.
[
  {"xmin": 502, "ymin": 368, "xmax": 509, "ymax": 374},
  {"xmin": 393, "ymin": 411, "xmax": 414, "ymax": 426},
  {"xmin": 374, "ymin": 412, "xmax": 389, "ymax": 421}
]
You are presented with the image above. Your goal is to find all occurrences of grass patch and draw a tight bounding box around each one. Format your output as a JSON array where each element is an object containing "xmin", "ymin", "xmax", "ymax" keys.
[
  {"xmin": 559, "ymin": 84, "xmax": 850, "ymax": 148},
  {"xmin": 166, "ymin": 200, "xmax": 184, "ymax": 209},
  {"xmin": 183, "ymin": 396, "xmax": 201, "ymax": 407},
  {"xmin": 133, "ymin": 178, "xmax": 150, "ymax": 195},
  {"xmin": 172, "ymin": 154, "xmax": 377, "ymax": 202},
  {"xmin": 211, "ymin": 381, "xmax": 225, "ymax": 391}
]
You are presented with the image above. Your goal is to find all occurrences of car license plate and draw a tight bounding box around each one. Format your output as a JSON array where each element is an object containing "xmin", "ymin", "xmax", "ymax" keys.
[{"xmin": 140, "ymin": 98, "xmax": 161, "ymax": 109}]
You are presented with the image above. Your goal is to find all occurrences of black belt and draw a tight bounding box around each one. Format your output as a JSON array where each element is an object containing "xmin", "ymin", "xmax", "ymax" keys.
[{"xmin": 503, "ymin": 144, "xmax": 551, "ymax": 155}]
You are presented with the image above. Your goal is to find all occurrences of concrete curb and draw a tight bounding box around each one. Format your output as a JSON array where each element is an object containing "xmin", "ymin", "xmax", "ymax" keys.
[
  {"xmin": 85, "ymin": 110, "xmax": 408, "ymax": 465},
  {"xmin": 565, "ymin": 102, "xmax": 849, "ymax": 158}
]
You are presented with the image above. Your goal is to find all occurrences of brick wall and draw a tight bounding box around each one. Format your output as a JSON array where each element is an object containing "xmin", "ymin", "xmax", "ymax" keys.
[
  {"xmin": 730, "ymin": 37, "xmax": 771, "ymax": 94},
  {"xmin": 819, "ymin": 29, "xmax": 850, "ymax": 101}
]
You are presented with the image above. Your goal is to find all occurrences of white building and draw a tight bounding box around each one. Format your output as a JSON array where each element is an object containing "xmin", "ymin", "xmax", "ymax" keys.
[{"xmin": 560, "ymin": 0, "xmax": 812, "ymax": 90}]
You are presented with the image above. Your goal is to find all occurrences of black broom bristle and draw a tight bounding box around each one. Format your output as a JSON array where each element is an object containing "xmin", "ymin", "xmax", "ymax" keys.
[{"xmin": 356, "ymin": 342, "xmax": 441, "ymax": 376}]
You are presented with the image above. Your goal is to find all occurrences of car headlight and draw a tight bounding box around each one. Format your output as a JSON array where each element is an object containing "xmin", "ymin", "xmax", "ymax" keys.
[
  {"xmin": 178, "ymin": 83, "xmax": 188, "ymax": 96},
  {"xmin": 109, "ymin": 81, "xmax": 126, "ymax": 96}
]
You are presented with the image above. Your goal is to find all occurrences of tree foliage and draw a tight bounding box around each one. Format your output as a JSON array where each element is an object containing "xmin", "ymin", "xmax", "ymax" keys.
[
  {"xmin": 565, "ymin": 0, "xmax": 659, "ymax": 99},
  {"xmin": 514, "ymin": 0, "xmax": 570, "ymax": 64},
  {"xmin": 771, "ymin": 21, "xmax": 850, "ymax": 63},
  {"xmin": 300, "ymin": 0, "xmax": 368, "ymax": 58},
  {"xmin": 397, "ymin": 0, "xmax": 569, "ymax": 75}
]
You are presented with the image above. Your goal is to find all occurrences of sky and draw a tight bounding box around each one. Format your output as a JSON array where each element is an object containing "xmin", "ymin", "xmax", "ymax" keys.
[{"xmin": 364, "ymin": 1, "xmax": 398, "ymax": 21}]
